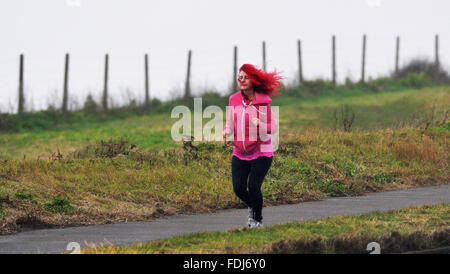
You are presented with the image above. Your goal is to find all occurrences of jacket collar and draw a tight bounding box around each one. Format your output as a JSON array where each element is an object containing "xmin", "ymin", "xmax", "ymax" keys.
[{"xmin": 239, "ymin": 90, "xmax": 272, "ymax": 104}]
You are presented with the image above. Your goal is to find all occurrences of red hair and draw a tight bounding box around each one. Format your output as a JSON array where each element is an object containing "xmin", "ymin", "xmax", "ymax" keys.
[{"xmin": 239, "ymin": 64, "xmax": 283, "ymax": 96}]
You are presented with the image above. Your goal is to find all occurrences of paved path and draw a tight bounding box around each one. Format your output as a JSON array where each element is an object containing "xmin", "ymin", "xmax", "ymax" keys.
[{"xmin": 0, "ymin": 185, "xmax": 449, "ymax": 254}]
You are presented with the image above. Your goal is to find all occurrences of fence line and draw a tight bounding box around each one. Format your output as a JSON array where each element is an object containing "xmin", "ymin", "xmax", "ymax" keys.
[{"xmin": 12, "ymin": 35, "xmax": 442, "ymax": 114}]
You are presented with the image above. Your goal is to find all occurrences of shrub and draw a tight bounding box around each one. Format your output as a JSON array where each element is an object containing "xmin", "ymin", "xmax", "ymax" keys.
[
  {"xmin": 333, "ymin": 104, "xmax": 355, "ymax": 132},
  {"xmin": 302, "ymin": 79, "xmax": 335, "ymax": 96},
  {"xmin": 14, "ymin": 191, "xmax": 34, "ymax": 201},
  {"xmin": 127, "ymin": 99, "xmax": 138, "ymax": 114},
  {"xmin": 198, "ymin": 91, "xmax": 228, "ymax": 107},
  {"xmin": 0, "ymin": 114, "xmax": 16, "ymax": 132},
  {"xmin": 393, "ymin": 58, "xmax": 450, "ymax": 84},
  {"xmin": 362, "ymin": 77, "xmax": 392, "ymax": 92},
  {"xmin": 345, "ymin": 77, "xmax": 355, "ymax": 89},
  {"xmin": 83, "ymin": 94, "xmax": 98, "ymax": 116},
  {"xmin": 317, "ymin": 180, "xmax": 349, "ymax": 196},
  {"xmin": 150, "ymin": 98, "xmax": 162, "ymax": 108},
  {"xmin": 44, "ymin": 195, "xmax": 74, "ymax": 214},
  {"xmin": 401, "ymin": 72, "xmax": 432, "ymax": 88},
  {"xmin": 373, "ymin": 173, "xmax": 397, "ymax": 185},
  {"xmin": 73, "ymin": 139, "xmax": 135, "ymax": 158}
]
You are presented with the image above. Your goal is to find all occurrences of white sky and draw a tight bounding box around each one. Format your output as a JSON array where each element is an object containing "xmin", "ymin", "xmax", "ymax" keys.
[{"xmin": 0, "ymin": 0, "xmax": 449, "ymax": 112}]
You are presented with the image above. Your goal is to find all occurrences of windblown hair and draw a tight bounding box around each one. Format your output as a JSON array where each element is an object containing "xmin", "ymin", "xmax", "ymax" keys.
[{"xmin": 239, "ymin": 64, "xmax": 283, "ymax": 96}]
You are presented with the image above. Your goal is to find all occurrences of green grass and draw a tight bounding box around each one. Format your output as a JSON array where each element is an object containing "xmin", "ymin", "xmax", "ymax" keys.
[
  {"xmin": 82, "ymin": 203, "xmax": 450, "ymax": 254},
  {"xmin": 0, "ymin": 207, "xmax": 7, "ymax": 221},
  {"xmin": 44, "ymin": 195, "xmax": 74, "ymax": 214},
  {"xmin": 0, "ymin": 112, "xmax": 177, "ymax": 159},
  {"xmin": 0, "ymin": 86, "xmax": 448, "ymax": 160},
  {"xmin": 0, "ymin": 85, "xmax": 448, "ymax": 235},
  {"xmin": 14, "ymin": 190, "xmax": 35, "ymax": 201}
]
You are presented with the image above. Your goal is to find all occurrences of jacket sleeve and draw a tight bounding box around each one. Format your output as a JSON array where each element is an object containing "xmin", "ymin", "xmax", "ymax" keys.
[{"xmin": 259, "ymin": 103, "xmax": 277, "ymax": 134}]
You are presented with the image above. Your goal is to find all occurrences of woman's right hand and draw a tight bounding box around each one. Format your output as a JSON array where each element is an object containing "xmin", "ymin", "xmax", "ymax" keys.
[{"xmin": 222, "ymin": 128, "xmax": 231, "ymax": 139}]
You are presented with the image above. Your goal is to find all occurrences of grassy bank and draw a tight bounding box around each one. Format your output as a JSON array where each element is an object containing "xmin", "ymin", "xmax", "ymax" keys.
[
  {"xmin": 81, "ymin": 203, "xmax": 450, "ymax": 254},
  {"xmin": 0, "ymin": 86, "xmax": 448, "ymax": 235},
  {"xmin": 1, "ymin": 86, "xmax": 448, "ymax": 159},
  {"xmin": 0, "ymin": 125, "xmax": 448, "ymax": 234}
]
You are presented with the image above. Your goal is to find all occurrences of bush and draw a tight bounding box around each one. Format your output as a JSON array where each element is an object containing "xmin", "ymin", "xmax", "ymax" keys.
[
  {"xmin": 14, "ymin": 191, "xmax": 34, "ymax": 201},
  {"xmin": 128, "ymin": 99, "xmax": 138, "ymax": 114},
  {"xmin": 198, "ymin": 91, "xmax": 228, "ymax": 107},
  {"xmin": 44, "ymin": 195, "xmax": 74, "ymax": 214},
  {"xmin": 394, "ymin": 58, "xmax": 450, "ymax": 84},
  {"xmin": 333, "ymin": 104, "xmax": 355, "ymax": 132},
  {"xmin": 302, "ymin": 79, "xmax": 335, "ymax": 96},
  {"xmin": 362, "ymin": 77, "xmax": 391, "ymax": 92},
  {"xmin": 150, "ymin": 98, "xmax": 162, "ymax": 108},
  {"xmin": 345, "ymin": 77, "xmax": 355, "ymax": 89},
  {"xmin": 73, "ymin": 139, "xmax": 135, "ymax": 158},
  {"xmin": 0, "ymin": 110, "xmax": 65, "ymax": 132},
  {"xmin": 83, "ymin": 94, "xmax": 98, "ymax": 116},
  {"xmin": 401, "ymin": 72, "xmax": 433, "ymax": 88},
  {"xmin": 0, "ymin": 114, "xmax": 16, "ymax": 132},
  {"xmin": 317, "ymin": 180, "xmax": 349, "ymax": 196}
]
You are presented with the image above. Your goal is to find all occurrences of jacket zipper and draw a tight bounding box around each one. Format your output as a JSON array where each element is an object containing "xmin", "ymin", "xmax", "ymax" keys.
[
  {"xmin": 241, "ymin": 99, "xmax": 260, "ymax": 154},
  {"xmin": 241, "ymin": 102, "xmax": 247, "ymax": 153},
  {"xmin": 238, "ymin": 95, "xmax": 269, "ymax": 154}
]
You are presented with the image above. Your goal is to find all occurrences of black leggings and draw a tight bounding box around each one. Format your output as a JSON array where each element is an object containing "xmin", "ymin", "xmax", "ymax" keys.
[{"xmin": 231, "ymin": 155, "xmax": 273, "ymax": 222}]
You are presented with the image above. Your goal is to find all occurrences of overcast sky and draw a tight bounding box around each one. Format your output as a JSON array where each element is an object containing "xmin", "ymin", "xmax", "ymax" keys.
[{"xmin": 0, "ymin": 0, "xmax": 449, "ymax": 112}]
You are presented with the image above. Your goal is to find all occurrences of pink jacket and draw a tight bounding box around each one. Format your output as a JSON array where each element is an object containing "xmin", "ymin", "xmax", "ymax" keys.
[{"xmin": 224, "ymin": 90, "xmax": 278, "ymax": 160}]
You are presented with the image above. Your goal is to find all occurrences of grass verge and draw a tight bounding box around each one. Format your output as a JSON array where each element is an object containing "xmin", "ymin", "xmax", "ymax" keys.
[{"xmin": 82, "ymin": 203, "xmax": 450, "ymax": 254}]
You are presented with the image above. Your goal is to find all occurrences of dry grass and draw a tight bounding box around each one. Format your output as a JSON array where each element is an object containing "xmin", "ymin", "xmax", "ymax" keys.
[
  {"xmin": 0, "ymin": 126, "xmax": 448, "ymax": 235},
  {"xmin": 264, "ymin": 227, "xmax": 450, "ymax": 254}
]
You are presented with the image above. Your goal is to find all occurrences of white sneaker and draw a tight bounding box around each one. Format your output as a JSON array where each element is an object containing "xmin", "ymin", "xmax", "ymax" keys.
[
  {"xmin": 247, "ymin": 218, "xmax": 255, "ymax": 227},
  {"xmin": 247, "ymin": 207, "xmax": 254, "ymax": 227},
  {"xmin": 249, "ymin": 220, "xmax": 264, "ymax": 228}
]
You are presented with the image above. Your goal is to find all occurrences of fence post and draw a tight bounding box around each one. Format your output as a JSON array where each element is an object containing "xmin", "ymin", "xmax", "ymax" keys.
[
  {"xmin": 298, "ymin": 40, "xmax": 303, "ymax": 84},
  {"xmin": 233, "ymin": 46, "xmax": 238, "ymax": 92},
  {"xmin": 395, "ymin": 36, "xmax": 400, "ymax": 76},
  {"xmin": 262, "ymin": 41, "xmax": 266, "ymax": 71},
  {"xmin": 435, "ymin": 34, "xmax": 439, "ymax": 68},
  {"xmin": 361, "ymin": 34, "xmax": 366, "ymax": 83},
  {"xmin": 184, "ymin": 50, "xmax": 192, "ymax": 99},
  {"xmin": 332, "ymin": 35, "xmax": 336, "ymax": 85},
  {"xmin": 145, "ymin": 53, "xmax": 150, "ymax": 109},
  {"xmin": 18, "ymin": 54, "xmax": 25, "ymax": 114},
  {"xmin": 62, "ymin": 53, "xmax": 69, "ymax": 114},
  {"xmin": 103, "ymin": 54, "xmax": 109, "ymax": 112}
]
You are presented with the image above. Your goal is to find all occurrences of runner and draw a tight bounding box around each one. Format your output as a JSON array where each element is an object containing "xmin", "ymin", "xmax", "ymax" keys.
[{"xmin": 222, "ymin": 63, "xmax": 283, "ymax": 228}]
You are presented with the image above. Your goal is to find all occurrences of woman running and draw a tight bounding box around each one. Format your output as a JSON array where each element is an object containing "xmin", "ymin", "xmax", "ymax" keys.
[{"xmin": 222, "ymin": 63, "xmax": 282, "ymax": 228}]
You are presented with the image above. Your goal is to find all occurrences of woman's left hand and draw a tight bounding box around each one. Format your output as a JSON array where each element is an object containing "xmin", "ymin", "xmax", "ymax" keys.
[{"xmin": 251, "ymin": 117, "xmax": 260, "ymax": 126}]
